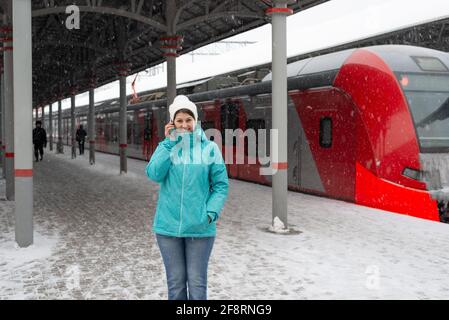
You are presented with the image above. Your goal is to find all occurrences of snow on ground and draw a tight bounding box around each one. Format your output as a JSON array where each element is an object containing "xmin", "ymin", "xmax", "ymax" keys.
[
  {"xmin": 1, "ymin": 147, "xmax": 449, "ymax": 299},
  {"xmin": 0, "ymin": 179, "xmax": 59, "ymax": 299}
]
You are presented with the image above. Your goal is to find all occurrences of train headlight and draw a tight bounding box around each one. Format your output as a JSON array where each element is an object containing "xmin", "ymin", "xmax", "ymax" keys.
[
  {"xmin": 402, "ymin": 167, "xmax": 422, "ymax": 181},
  {"xmin": 400, "ymin": 75, "xmax": 409, "ymax": 87}
]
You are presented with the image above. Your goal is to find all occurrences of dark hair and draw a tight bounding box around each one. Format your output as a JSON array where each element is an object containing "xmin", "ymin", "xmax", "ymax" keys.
[
  {"xmin": 36, "ymin": 120, "xmax": 42, "ymax": 125},
  {"xmin": 174, "ymin": 108, "xmax": 195, "ymax": 121}
]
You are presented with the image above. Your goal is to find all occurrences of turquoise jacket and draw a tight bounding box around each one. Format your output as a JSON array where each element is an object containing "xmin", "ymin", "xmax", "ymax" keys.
[{"xmin": 146, "ymin": 126, "xmax": 229, "ymax": 237}]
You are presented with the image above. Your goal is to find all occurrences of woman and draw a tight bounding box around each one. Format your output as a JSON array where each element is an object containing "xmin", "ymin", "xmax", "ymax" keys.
[{"xmin": 146, "ymin": 95, "xmax": 229, "ymax": 300}]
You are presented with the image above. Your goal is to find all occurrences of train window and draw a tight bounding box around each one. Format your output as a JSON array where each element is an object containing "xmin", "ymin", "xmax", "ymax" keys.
[
  {"xmin": 411, "ymin": 56, "xmax": 449, "ymax": 73},
  {"xmin": 201, "ymin": 121, "xmax": 215, "ymax": 131},
  {"xmin": 397, "ymin": 73, "xmax": 449, "ymax": 92},
  {"xmin": 245, "ymin": 119, "xmax": 266, "ymax": 157},
  {"xmin": 221, "ymin": 101, "xmax": 239, "ymax": 145},
  {"xmin": 320, "ymin": 117, "xmax": 332, "ymax": 148},
  {"xmin": 246, "ymin": 119, "xmax": 266, "ymax": 130},
  {"xmin": 145, "ymin": 113, "xmax": 152, "ymax": 130},
  {"xmin": 400, "ymin": 73, "xmax": 449, "ymax": 151},
  {"xmin": 201, "ymin": 121, "xmax": 216, "ymax": 141}
]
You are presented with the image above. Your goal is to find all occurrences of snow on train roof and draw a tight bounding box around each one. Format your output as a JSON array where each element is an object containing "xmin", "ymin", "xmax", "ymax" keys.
[
  {"xmin": 262, "ymin": 45, "xmax": 449, "ymax": 82},
  {"xmin": 262, "ymin": 49, "xmax": 356, "ymax": 81},
  {"xmin": 176, "ymin": 77, "xmax": 213, "ymax": 90},
  {"xmin": 366, "ymin": 45, "xmax": 449, "ymax": 73}
]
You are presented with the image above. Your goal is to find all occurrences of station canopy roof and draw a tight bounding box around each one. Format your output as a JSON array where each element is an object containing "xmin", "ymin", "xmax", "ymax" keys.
[{"xmin": 0, "ymin": 0, "xmax": 328, "ymax": 107}]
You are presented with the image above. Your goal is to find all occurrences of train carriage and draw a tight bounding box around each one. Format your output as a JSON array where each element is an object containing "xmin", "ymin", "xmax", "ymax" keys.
[{"xmin": 59, "ymin": 45, "xmax": 449, "ymax": 222}]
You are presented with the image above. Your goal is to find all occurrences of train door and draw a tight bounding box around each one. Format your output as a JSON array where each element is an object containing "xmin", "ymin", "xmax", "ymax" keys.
[
  {"xmin": 288, "ymin": 100, "xmax": 301, "ymax": 188},
  {"xmin": 291, "ymin": 88, "xmax": 356, "ymax": 201},
  {"xmin": 139, "ymin": 110, "xmax": 152, "ymax": 160},
  {"xmin": 96, "ymin": 116, "xmax": 105, "ymax": 152},
  {"xmin": 220, "ymin": 100, "xmax": 240, "ymax": 178},
  {"xmin": 200, "ymin": 101, "xmax": 221, "ymax": 140},
  {"xmin": 153, "ymin": 107, "xmax": 166, "ymax": 144},
  {"xmin": 242, "ymin": 117, "xmax": 268, "ymax": 184},
  {"xmin": 150, "ymin": 111, "xmax": 157, "ymax": 155},
  {"xmin": 234, "ymin": 99, "xmax": 248, "ymax": 181},
  {"xmin": 287, "ymin": 93, "xmax": 325, "ymax": 193}
]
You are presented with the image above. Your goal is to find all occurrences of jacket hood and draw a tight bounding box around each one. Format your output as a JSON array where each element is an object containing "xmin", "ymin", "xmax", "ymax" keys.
[{"xmin": 168, "ymin": 95, "xmax": 198, "ymax": 121}]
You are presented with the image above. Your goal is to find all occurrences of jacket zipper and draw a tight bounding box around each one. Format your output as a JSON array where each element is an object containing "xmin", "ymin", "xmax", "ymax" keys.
[
  {"xmin": 178, "ymin": 162, "xmax": 186, "ymax": 236},
  {"xmin": 178, "ymin": 135, "xmax": 194, "ymax": 236}
]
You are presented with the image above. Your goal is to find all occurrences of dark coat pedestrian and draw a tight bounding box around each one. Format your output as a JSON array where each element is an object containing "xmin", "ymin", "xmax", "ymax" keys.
[
  {"xmin": 33, "ymin": 121, "xmax": 47, "ymax": 162},
  {"xmin": 76, "ymin": 125, "xmax": 87, "ymax": 155}
]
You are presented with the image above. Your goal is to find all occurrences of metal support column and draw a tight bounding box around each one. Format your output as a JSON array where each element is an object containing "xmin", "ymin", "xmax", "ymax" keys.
[
  {"xmin": 70, "ymin": 92, "xmax": 76, "ymax": 159},
  {"xmin": 3, "ymin": 20, "xmax": 14, "ymax": 201},
  {"xmin": 159, "ymin": 35, "xmax": 182, "ymax": 123},
  {"xmin": 41, "ymin": 105, "xmax": 45, "ymax": 128},
  {"xmin": 268, "ymin": 1, "xmax": 293, "ymax": 231},
  {"xmin": 49, "ymin": 103, "xmax": 53, "ymax": 151},
  {"xmin": 160, "ymin": 34, "xmax": 182, "ymax": 113},
  {"xmin": 13, "ymin": 0, "xmax": 33, "ymax": 247},
  {"xmin": 119, "ymin": 70, "xmax": 127, "ymax": 174},
  {"xmin": 57, "ymin": 100, "xmax": 63, "ymax": 153},
  {"xmin": 166, "ymin": 54, "xmax": 176, "ymax": 106},
  {"xmin": 163, "ymin": 0, "xmax": 180, "ymax": 114},
  {"xmin": 0, "ymin": 69, "xmax": 4, "ymax": 176},
  {"xmin": 65, "ymin": 118, "xmax": 68, "ymax": 145},
  {"xmin": 1, "ymin": 68, "xmax": 5, "ymax": 179},
  {"xmin": 88, "ymin": 85, "xmax": 96, "ymax": 165}
]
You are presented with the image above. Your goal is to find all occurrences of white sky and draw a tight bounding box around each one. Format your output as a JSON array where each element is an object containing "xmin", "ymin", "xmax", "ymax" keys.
[{"xmin": 53, "ymin": 0, "xmax": 449, "ymax": 112}]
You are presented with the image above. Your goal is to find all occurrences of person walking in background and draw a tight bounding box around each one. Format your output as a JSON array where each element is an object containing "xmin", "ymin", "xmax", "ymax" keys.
[
  {"xmin": 146, "ymin": 95, "xmax": 229, "ymax": 300},
  {"xmin": 76, "ymin": 124, "xmax": 87, "ymax": 155},
  {"xmin": 33, "ymin": 120, "xmax": 47, "ymax": 162}
]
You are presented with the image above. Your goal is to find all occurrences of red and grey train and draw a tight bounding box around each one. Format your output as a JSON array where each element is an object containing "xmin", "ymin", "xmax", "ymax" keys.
[{"xmin": 60, "ymin": 45, "xmax": 449, "ymax": 223}]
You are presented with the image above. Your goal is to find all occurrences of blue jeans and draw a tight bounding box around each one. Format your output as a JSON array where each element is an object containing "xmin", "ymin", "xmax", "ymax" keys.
[{"xmin": 155, "ymin": 234, "xmax": 215, "ymax": 300}]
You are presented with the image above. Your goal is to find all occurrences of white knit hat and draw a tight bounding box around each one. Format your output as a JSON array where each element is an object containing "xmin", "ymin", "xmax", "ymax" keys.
[{"xmin": 168, "ymin": 95, "xmax": 198, "ymax": 122}]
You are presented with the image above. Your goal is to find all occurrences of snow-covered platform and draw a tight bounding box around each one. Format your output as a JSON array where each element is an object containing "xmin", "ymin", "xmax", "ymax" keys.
[{"xmin": 1, "ymin": 147, "xmax": 449, "ymax": 300}]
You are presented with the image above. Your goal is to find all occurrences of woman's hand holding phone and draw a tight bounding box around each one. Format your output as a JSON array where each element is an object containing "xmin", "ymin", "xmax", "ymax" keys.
[{"xmin": 164, "ymin": 121, "xmax": 175, "ymax": 138}]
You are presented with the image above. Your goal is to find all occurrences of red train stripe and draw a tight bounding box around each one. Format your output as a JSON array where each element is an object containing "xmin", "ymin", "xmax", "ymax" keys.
[{"xmin": 355, "ymin": 162, "xmax": 439, "ymax": 221}]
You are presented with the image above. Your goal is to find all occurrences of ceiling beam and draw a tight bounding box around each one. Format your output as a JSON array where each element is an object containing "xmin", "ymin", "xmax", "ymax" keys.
[
  {"xmin": 34, "ymin": 40, "xmax": 109, "ymax": 54},
  {"xmin": 32, "ymin": 5, "xmax": 168, "ymax": 32},
  {"xmin": 177, "ymin": 11, "xmax": 263, "ymax": 31}
]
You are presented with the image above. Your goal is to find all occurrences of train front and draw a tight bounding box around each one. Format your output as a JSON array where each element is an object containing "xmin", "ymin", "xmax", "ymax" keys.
[
  {"xmin": 335, "ymin": 45, "xmax": 449, "ymax": 222},
  {"xmin": 395, "ymin": 50, "xmax": 449, "ymax": 222}
]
